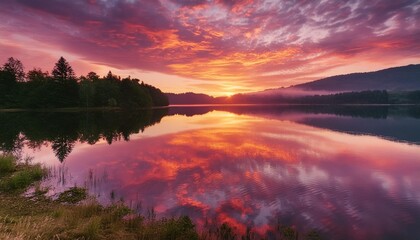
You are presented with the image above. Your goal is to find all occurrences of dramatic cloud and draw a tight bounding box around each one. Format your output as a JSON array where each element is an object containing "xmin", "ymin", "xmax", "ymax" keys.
[{"xmin": 0, "ymin": 0, "xmax": 419, "ymax": 95}]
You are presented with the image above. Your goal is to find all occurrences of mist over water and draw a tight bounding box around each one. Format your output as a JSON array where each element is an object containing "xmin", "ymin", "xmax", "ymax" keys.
[{"xmin": 1, "ymin": 106, "xmax": 420, "ymax": 239}]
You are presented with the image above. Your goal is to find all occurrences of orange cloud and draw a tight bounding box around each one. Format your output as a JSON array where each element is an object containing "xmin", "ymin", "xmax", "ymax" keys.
[
  {"xmin": 0, "ymin": 0, "xmax": 419, "ymax": 95},
  {"xmin": 168, "ymin": 47, "xmax": 301, "ymax": 81}
]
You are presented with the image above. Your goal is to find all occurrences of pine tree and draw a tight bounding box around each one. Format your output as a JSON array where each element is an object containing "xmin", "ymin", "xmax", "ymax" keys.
[{"xmin": 52, "ymin": 57, "xmax": 75, "ymax": 83}]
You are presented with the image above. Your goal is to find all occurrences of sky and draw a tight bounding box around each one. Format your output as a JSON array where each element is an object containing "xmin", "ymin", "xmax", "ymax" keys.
[{"xmin": 0, "ymin": 0, "xmax": 419, "ymax": 96}]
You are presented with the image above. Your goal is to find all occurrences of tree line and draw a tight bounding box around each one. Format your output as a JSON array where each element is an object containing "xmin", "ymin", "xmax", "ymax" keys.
[
  {"xmin": 169, "ymin": 90, "xmax": 420, "ymax": 105},
  {"xmin": 0, "ymin": 57, "xmax": 168, "ymax": 108},
  {"xmin": 218, "ymin": 90, "xmax": 391, "ymax": 104}
]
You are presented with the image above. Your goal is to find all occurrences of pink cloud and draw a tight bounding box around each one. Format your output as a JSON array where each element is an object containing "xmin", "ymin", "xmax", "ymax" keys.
[{"xmin": 0, "ymin": 0, "xmax": 418, "ymax": 94}]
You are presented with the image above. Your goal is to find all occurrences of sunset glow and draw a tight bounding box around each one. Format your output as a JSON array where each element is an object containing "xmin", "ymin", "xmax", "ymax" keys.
[{"xmin": 0, "ymin": 0, "xmax": 419, "ymax": 95}]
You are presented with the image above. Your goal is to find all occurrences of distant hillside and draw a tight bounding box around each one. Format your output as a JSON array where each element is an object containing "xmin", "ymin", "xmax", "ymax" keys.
[
  {"xmin": 292, "ymin": 64, "xmax": 420, "ymax": 92},
  {"xmin": 166, "ymin": 64, "xmax": 420, "ymax": 105},
  {"xmin": 166, "ymin": 92, "xmax": 226, "ymax": 105}
]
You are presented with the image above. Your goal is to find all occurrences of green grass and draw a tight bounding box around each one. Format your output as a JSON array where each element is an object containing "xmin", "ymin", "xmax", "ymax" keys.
[
  {"xmin": 0, "ymin": 163, "xmax": 45, "ymax": 192},
  {"xmin": 0, "ymin": 155, "xmax": 15, "ymax": 176}
]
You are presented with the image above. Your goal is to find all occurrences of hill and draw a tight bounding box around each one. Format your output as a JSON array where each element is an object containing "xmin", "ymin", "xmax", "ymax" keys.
[
  {"xmin": 292, "ymin": 64, "xmax": 420, "ymax": 92},
  {"xmin": 166, "ymin": 92, "xmax": 227, "ymax": 105},
  {"xmin": 165, "ymin": 64, "xmax": 420, "ymax": 105}
]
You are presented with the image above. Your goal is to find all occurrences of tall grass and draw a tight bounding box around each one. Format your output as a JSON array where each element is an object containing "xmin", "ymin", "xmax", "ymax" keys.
[{"xmin": 0, "ymin": 155, "xmax": 46, "ymax": 192}]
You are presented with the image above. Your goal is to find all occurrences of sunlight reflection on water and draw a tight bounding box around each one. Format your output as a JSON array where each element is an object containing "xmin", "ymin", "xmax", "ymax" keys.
[{"xmin": 2, "ymin": 106, "xmax": 420, "ymax": 239}]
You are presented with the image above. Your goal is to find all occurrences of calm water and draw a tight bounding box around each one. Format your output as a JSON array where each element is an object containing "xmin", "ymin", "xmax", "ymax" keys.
[{"xmin": 1, "ymin": 105, "xmax": 420, "ymax": 239}]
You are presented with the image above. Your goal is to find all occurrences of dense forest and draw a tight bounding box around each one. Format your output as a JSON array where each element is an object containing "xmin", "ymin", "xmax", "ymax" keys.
[
  {"xmin": 168, "ymin": 90, "xmax": 420, "ymax": 105},
  {"xmin": 0, "ymin": 57, "xmax": 168, "ymax": 108}
]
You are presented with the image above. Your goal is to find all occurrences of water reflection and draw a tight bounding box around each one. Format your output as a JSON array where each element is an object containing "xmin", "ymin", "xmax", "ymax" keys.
[
  {"xmin": 1, "ymin": 106, "xmax": 420, "ymax": 239},
  {"xmin": 2, "ymin": 106, "xmax": 420, "ymax": 163},
  {"xmin": 0, "ymin": 109, "xmax": 167, "ymax": 161},
  {"xmin": 170, "ymin": 105, "xmax": 420, "ymax": 144}
]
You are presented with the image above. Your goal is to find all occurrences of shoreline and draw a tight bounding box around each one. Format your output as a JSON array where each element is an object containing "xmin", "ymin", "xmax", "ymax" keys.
[
  {"xmin": 0, "ymin": 106, "xmax": 170, "ymax": 113},
  {"xmin": 0, "ymin": 154, "xmax": 320, "ymax": 240},
  {"xmin": 0, "ymin": 103, "xmax": 419, "ymax": 112}
]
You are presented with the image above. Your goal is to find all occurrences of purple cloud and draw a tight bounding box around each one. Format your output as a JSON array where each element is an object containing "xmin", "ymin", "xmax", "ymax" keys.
[{"xmin": 0, "ymin": 0, "xmax": 418, "ymax": 94}]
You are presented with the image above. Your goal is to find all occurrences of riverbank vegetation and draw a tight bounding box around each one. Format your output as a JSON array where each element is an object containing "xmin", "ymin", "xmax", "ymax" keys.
[
  {"xmin": 0, "ymin": 57, "xmax": 168, "ymax": 109},
  {"xmin": 0, "ymin": 155, "xmax": 200, "ymax": 239},
  {"xmin": 0, "ymin": 155, "xmax": 45, "ymax": 192},
  {"xmin": 0, "ymin": 155, "xmax": 322, "ymax": 239}
]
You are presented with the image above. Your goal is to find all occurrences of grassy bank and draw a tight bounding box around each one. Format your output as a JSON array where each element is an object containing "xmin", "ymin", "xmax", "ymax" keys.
[
  {"xmin": 0, "ymin": 155, "xmax": 321, "ymax": 240},
  {"xmin": 0, "ymin": 155, "xmax": 45, "ymax": 192},
  {"xmin": 0, "ymin": 155, "xmax": 200, "ymax": 239}
]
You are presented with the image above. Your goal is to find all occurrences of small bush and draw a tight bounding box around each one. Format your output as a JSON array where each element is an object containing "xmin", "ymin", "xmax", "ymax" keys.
[
  {"xmin": 56, "ymin": 187, "xmax": 87, "ymax": 204},
  {"xmin": 0, "ymin": 155, "xmax": 15, "ymax": 175},
  {"xmin": 0, "ymin": 164, "xmax": 45, "ymax": 192}
]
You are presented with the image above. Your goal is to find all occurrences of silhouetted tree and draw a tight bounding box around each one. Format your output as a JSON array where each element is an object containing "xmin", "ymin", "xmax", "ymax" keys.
[
  {"xmin": 52, "ymin": 57, "xmax": 75, "ymax": 83},
  {"xmin": 120, "ymin": 78, "xmax": 152, "ymax": 108},
  {"xmin": 105, "ymin": 71, "xmax": 120, "ymax": 82},
  {"xmin": 27, "ymin": 68, "xmax": 49, "ymax": 82},
  {"xmin": 140, "ymin": 81, "xmax": 169, "ymax": 106},
  {"xmin": 0, "ymin": 56, "xmax": 169, "ymax": 108},
  {"xmin": 3, "ymin": 57, "xmax": 25, "ymax": 82},
  {"xmin": 86, "ymin": 71, "xmax": 100, "ymax": 81},
  {"xmin": 49, "ymin": 57, "xmax": 79, "ymax": 107}
]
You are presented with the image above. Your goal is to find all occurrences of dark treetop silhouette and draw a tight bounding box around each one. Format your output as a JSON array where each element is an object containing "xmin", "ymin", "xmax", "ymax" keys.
[{"xmin": 0, "ymin": 57, "xmax": 169, "ymax": 109}]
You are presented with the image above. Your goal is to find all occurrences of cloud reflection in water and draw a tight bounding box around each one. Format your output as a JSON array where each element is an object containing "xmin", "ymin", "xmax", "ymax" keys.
[{"xmin": 34, "ymin": 111, "xmax": 420, "ymax": 239}]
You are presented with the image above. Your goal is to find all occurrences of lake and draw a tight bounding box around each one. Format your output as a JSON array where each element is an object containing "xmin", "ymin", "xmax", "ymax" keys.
[{"xmin": 1, "ymin": 105, "xmax": 420, "ymax": 239}]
